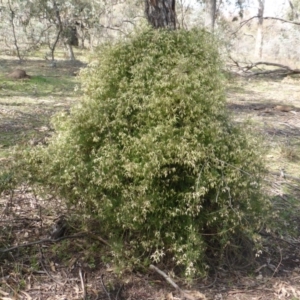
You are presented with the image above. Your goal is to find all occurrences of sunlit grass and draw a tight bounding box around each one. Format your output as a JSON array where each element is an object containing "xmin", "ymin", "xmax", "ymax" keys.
[{"xmin": 0, "ymin": 49, "xmax": 86, "ymax": 159}]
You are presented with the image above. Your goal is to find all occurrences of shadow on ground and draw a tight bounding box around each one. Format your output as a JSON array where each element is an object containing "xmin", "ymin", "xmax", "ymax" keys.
[{"xmin": 0, "ymin": 57, "xmax": 83, "ymax": 154}]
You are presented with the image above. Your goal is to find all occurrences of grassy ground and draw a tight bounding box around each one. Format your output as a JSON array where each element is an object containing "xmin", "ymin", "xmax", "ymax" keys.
[
  {"xmin": 227, "ymin": 76, "xmax": 300, "ymax": 177},
  {"xmin": 0, "ymin": 55, "xmax": 300, "ymax": 299},
  {"xmin": 0, "ymin": 56, "xmax": 85, "ymax": 159},
  {"xmin": 227, "ymin": 77, "xmax": 300, "ymax": 234}
]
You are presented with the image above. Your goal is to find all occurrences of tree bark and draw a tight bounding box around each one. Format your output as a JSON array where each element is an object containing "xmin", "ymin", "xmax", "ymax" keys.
[
  {"xmin": 255, "ymin": 0, "xmax": 265, "ymax": 58},
  {"xmin": 144, "ymin": 0, "xmax": 176, "ymax": 29},
  {"xmin": 8, "ymin": 0, "xmax": 22, "ymax": 60},
  {"xmin": 65, "ymin": 43, "xmax": 75, "ymax": 61},
  {"xmin": 48, "ymin": 0, "xmax": 63, "ymax": 61},
  {"xmin": 288, "ymin": 0, "xmax": 299, "ymax": 20},
  {"xmin": 205, "ymin": 0, "xmax": 217, "ymax": 31}
]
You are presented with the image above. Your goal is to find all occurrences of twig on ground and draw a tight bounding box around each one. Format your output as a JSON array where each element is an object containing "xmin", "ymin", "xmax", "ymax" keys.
[
  {"xmin": 198, "ymin": 272, "xmax": 218, "ymax": 288},
  {"xmin": 85, "ymin": 232, "xmax": 111, "ymax": 247},
  {"xmin": 79, "ymin": 268, "xmax": 87, "ymax": 300},
  {"xmin": 100, "ymin": 274, "xmax": 112, "ymax": 300},
  {"xmin": 261, "ymin": 247, "xmax": 284, "ymax": 285},
  {"xmin": 39, "ymin": 245, "xmax": 66, "ymax": 286},
  {"xmin": 150, "ymin": 264, "xmax": 180, "ymax": 291},
  {"xmin": 115, "ymin": 284, "xmax": 124, "ymax": 300},
  {"xmin": 271, "ymin": 247, "xmax": 283, "ymax": 278},
  {"xmin": 149, "ymin": 264, "xmax": 207, "ymax": 300},
  {"xmin": 3, "ymin": 279, "xmax": 19, "ymax": 296},
  {"xmin": 255, "ymin": 264, "xmax": 267, "ymax": 273}
]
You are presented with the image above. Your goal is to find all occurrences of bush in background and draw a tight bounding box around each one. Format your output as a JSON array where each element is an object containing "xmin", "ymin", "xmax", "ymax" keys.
[{"xmin": 21, "ymin": 28, "xmax": 270, "ymax": 278}]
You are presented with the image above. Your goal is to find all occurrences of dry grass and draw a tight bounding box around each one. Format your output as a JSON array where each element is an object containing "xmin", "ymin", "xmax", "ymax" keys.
[
  {"xmin": 227, "ymin": 76, "xmax": 300, "ymax": 177},
  {"xmin": 0, "ymin": 56, "xmax": 85, "ymax": 158}
]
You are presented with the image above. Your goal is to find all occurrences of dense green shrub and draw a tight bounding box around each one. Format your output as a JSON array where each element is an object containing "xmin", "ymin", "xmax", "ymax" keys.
[{"xmin": 22, "ymin": 28, "xmax": 270, "ymax": 278}]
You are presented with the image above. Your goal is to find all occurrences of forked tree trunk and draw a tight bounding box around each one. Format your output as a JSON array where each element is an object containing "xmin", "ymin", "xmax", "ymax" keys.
[
  {"xmin": 65, "ymin": 43, "xmax": 75, "ymax": 60},
  {"xmin": 8, "ymin": 0, "xmax": 22, "ymax": 60},
  {"xmin": 145, "ymin": 0, "xmax": 176, "ymax": 29}
]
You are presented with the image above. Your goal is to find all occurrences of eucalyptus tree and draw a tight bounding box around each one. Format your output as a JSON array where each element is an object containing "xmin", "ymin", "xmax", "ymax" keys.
[
  {"xmin": 0, "ymin": 0, "xmax": 39, "ymax": 59},
  {"xmin": 0, "ymin": 0, "xmax": 143, "ymax": 60},
  {"xmin": 144, "ymin": 0, "xmax": 177, "ymax": 29},
  {"xmin": 287, "ymin": 0, "xmax": 300, "ymax": 20},
  {"xmin": 199, "ymin": 0, "xmax": 247, "ymax": 32},
  {"xmin": 204, "ymin": 0, "xmax": 217, "ymax": 30},
  {"xmin": 254, "ymin": 0, "xmax": 265, "ymax": 58},
  {"xmin": 0, "ymin": 0, "xmax": 79, "ymax": 60},
  {"xmin": 27, "ymin": 0, "xmax": 91, "ymax": 60}
]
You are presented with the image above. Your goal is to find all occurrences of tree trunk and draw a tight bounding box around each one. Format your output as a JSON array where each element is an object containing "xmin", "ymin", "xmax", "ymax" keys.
[
  {"xmin": 48, "ymin": 0, "xmax": 63, "ymax": 62},
  {"xmin": 144, "ymin": 0, "xmax": 176, "ymax": 29},
  {"xmin": 255, "ymin": 0, "xmax": 265, "ymax": 58},
  {"xmin": 8, "ymin": 0, "xmax": 22, "ymax": 60},
  {"xmin": 65, "ymin": 43, "xmax": 75, "ymax": 61},
  {"xmin": 205, "ymin": 0, "xmax": 217, "ymax": 31},
  {"xmin": 288, "ymin": 0, "xmax": 299, "ymax": 20}
]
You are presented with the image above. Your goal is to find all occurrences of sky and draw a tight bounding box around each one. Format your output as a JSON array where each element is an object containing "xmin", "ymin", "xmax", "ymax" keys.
[
  {"xmin": 187, "ymin": 0, "xmax": 289, "ymax": 17},
  {"xmin": 248, "ymin": 0, "xmax": 288, "ymax": 16}
]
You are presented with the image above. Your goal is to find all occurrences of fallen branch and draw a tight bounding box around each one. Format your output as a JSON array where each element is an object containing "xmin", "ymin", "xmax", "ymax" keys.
[
  {"xmin": 99, "ymin": 274, "xmax": 124, "ymax": 300},
  {"xmin": 79, "ymin": 268, "xmax": 87, "ymax": 300},
  {"xmin": 228, "ymin": 59, "xmax": 300, "ymax": 77},
  {"xmin": 149, "ymin": 264, "xmax": 207, "ymax": 300},
  {"xmin": 100, "ymin": 274, "xmax": 112, "ymax": 300},
  {"xmin": 84, "ymin": 231, "xmax": 111, "ymax": 247},
  {"xmin": 39, "ymin": 245, "xmax": 66, "ymax": 286},
  {"xmin": 149, "ymin": 264, "xmax": 180, "ymax": 291},
  {"xmin": 271, "ymin": 247, "xmax": 282, "ymax": 278},
  {"xmin": 115, "ymin": 284, "xmax": 124, "ymax": 300},
  {"xmin": 243, "ymin": 61, "xmax": 300, "ymax": 76},
  {"xmin": 244, "ymin": 61, "xmax": 295, "ymax": 71}
]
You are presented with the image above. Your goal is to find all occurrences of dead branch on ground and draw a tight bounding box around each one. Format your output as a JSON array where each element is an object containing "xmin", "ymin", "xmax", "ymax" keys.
[
  {"xmin": 39, "ymin": 244, "xmax": 67, "ymax": 286},
  {"xmin": 149, "ymin": 264, "xmax": 207, "ymax": 300},
  {"xmin": 228, "ymin": 58, "xmax": 300, "ymax": 77},
  {"xmin": 79, "ymin": 268, "xmax": 87, "ymax": 300},
  {"xmin": 100, "ymin": 274, "xmax": 112, "ymax": 300}
]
